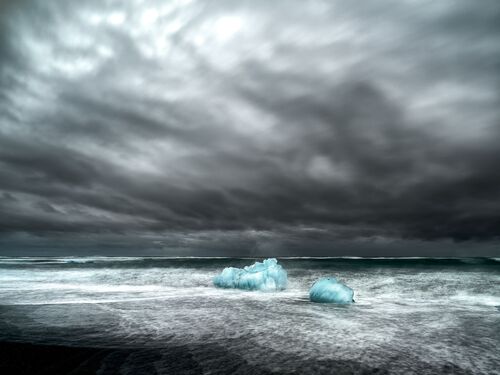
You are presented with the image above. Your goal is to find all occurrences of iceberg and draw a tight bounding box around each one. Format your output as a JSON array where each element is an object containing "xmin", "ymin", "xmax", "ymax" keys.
[
  {"xmin": 309, "ymin": 277, "xmax": 354, "ymax": 304},
  {"xmin": 213, "ymin": 258, "xmax": 287, "ymax": 291}
]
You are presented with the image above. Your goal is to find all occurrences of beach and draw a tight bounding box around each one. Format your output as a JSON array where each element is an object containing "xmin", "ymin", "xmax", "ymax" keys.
[{"xmin": 0, "ymin": 257, "xmax": 498, "ymax": 374}]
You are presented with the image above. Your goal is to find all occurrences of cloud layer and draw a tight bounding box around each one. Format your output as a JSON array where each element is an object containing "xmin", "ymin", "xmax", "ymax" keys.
[{"xmin": 1, "ymin": 0, "xmax": 499, "ymax": 255}]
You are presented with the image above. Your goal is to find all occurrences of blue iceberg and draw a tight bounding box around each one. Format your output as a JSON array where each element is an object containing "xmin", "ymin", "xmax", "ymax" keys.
[
  {"xmin": 309, "ymin": 277, "xmax": 354, "ymax": 304},
  {"xmin": 213, "ymin": 258, "xmax": 287, "ymax": 291}
]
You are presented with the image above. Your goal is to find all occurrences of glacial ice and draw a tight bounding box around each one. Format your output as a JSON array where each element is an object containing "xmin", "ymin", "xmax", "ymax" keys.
[
  {"xmin": 309, "ymin": 277, "xmax": 354, "ymax": 304},
  {"xmin": 213, "ymin": 258, "xmax": 287, "ymax": 291}
]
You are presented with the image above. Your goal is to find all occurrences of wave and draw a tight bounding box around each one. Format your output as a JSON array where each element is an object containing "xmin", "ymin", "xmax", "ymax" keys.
[{"xmin": 0, "ymin": 256, "xmax": 499, "ymax": 270}]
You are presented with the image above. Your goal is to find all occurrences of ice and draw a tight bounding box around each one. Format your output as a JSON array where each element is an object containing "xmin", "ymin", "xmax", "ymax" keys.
[
  {"xmin": 309, "ymin": 277, "xmax": 354, "ymax": 303},
  {"xmin": 213, "ymin": 258, "xmax": 287, "ymax": 291}
]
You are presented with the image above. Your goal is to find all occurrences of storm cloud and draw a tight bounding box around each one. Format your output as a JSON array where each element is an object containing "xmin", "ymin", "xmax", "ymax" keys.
[{"xmin": 0, "ymin": 0, "xmax": 499, "ymax": 256}]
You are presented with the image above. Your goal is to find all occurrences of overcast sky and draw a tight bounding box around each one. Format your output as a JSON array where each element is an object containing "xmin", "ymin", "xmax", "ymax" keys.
[{"xmin": 0, "ymin": 0, "xmax": 499, "ymax": 256}]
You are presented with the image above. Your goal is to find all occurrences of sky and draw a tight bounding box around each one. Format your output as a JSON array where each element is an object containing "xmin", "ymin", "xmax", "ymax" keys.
[{"xmin": 0, "ymin": 0, "xmax": 499, "ymax": 257}]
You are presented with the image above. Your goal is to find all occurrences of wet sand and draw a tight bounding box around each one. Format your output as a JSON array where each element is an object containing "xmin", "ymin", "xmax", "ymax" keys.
[{"xmin": 0, "ymin": 341, "xmax": 396, "ymax": 375}]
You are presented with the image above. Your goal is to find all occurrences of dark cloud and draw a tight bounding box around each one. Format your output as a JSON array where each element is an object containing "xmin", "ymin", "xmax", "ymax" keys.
[{"xmin": 0, "ymin": 0, "xmax": 499, "ymax": 256}]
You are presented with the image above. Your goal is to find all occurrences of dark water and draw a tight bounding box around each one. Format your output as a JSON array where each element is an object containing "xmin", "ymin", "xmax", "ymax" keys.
[{"xmin": 0, "ymin": 257, "xmax": 499, "ymax": 374}]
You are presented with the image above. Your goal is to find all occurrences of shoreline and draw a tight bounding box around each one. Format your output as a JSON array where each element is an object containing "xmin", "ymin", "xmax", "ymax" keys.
[
  {"xmin": 0, "ymin": 341, "xmax": 389, "ymax": 375},
  {"xmin": 0, "ymin": 340, "xmax": 474, "ymax": 375}
]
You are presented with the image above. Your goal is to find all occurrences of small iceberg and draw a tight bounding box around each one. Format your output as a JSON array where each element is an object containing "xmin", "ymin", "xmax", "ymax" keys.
[
  {"xmin": 213, "ymin": 258, "xmax": 287, "ymax": 291},
  {"xmin": 309, "ymin": 277, "xmax": 354, "ymax": 304}
]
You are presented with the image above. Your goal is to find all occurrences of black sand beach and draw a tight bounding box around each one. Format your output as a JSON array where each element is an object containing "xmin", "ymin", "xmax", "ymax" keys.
[
  {"xmin": 0, "ymin": 341, "xmax": 207, "ymax": 375},
  {"xmin": 0, "ymin": 340, "xmax": 478, "ymax": 375}
]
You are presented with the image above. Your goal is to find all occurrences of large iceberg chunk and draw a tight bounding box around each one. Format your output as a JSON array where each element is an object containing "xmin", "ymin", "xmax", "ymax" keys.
[
  {"xmin": 309, "ymin": 277, "xmax": 354, "ymax": 304},
  {"xmin": 213, "ymin": 258, "xmax": 287, "ymax": 291}
]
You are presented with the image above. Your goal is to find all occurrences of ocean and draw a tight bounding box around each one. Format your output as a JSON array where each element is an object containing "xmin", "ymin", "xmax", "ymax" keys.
[{"xmin": 0, "ymin": 257, "xmax": 499, "ymax": 374}]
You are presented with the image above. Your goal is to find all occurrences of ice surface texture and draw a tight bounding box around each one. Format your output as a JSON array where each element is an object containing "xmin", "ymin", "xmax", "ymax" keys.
[
  {"xmin": 309, "ymin": 277, "xmax": 354, "ymax": 303},
  {"xmin": 213, "ymin": 258, "xmax": 287, "ymax": 291}
]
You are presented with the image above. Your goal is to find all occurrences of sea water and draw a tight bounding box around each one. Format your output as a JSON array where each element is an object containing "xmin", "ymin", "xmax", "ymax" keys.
[{"xmin": 0, "ymin": 257, "xmax": 498, "ymax": 374}]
